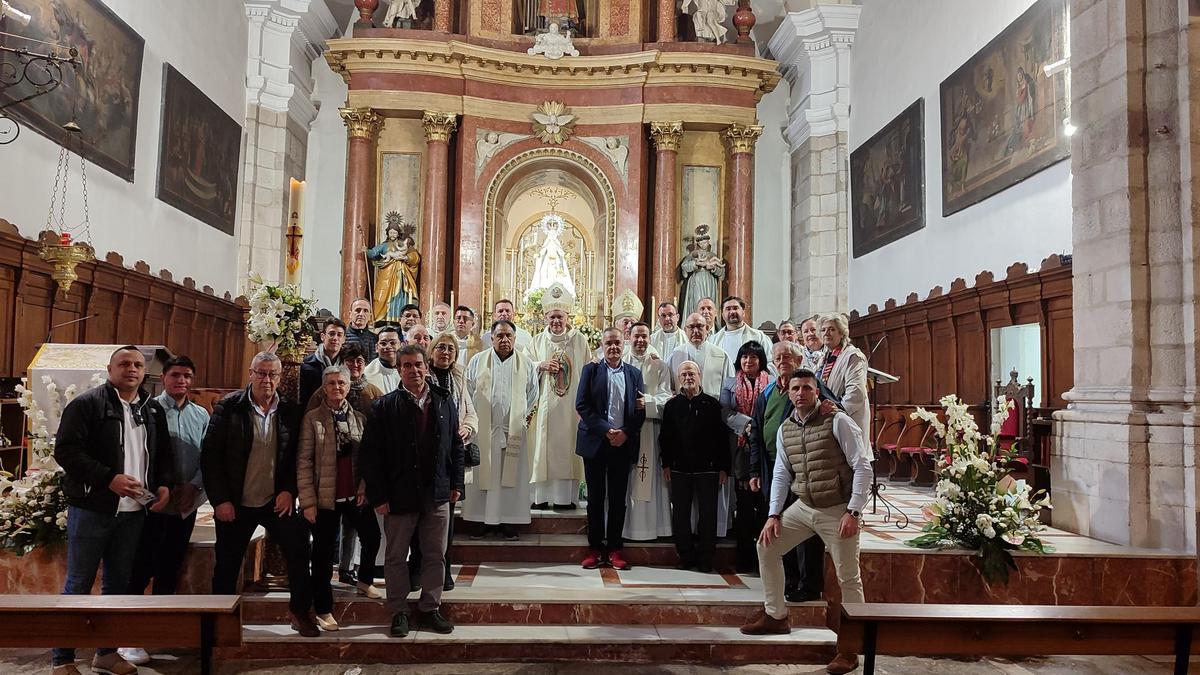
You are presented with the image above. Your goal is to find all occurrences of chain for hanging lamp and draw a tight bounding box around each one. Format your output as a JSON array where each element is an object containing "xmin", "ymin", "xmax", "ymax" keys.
[{"xmin": 39, "ymin": 121, "xmax": 94, "ymax": 296}]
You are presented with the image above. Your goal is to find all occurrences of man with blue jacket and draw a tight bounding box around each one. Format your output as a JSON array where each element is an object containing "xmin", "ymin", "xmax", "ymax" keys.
[{"xmin": 575, "ymin": 327, "xmax": 645, "ymax": 571}]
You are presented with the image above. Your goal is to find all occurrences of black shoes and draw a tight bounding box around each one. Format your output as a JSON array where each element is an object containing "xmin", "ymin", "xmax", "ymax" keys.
[
  {"xmin": 390, "ymin": 612, "xmax": 409, "ymax": 638},
  {"xmin": 418, "ymin": 609, "xmax": 455, "ymax": 634},
  {"xmin": 289, "ymin": 610, "xmax": 320, "ymax": 638},
  {"xmin": 551, "ymin": 502, "xmax": 577, "ymax": 511},
  {"xmin": 500, "ymin": 524, "xmax": 519, "ymax": 540},
  {"xmin": 675, "ymin": 559, "xmax": 695, "ymax": 571},
  {"xmin": 531, "ymin": 502, "xmax": 550, "ymax": 510},
  {"xmin": 443, "ymin": 574, "xmax": 456, "ymax": 591},
  {"xmin": 337, "ymin": 569, "xmax": 356, "ymax": 585},
  {"xmin": 785, "ymin": 588, "xmax": 823, "ymax": 602}
]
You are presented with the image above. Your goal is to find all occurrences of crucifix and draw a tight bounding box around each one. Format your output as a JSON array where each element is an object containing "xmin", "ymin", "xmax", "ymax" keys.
[{"xmin": 636, "ymin": 452, "xmax": 651, "ymax": 482}]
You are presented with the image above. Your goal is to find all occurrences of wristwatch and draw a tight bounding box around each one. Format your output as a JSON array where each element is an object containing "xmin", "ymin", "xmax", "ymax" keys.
[
  {"xmin": 846, "ymin": 508, "xmax": 861, "ymax": 519},
  {"xmin": 767, "ymin": 514, "xmax": 782, "ymax": 521}
]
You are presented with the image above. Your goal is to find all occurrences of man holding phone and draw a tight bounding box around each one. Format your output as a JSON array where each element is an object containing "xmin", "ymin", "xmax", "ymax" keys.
[{"xmin": 51, "ymin": 345, "xmax": 173, "ymax": 675}]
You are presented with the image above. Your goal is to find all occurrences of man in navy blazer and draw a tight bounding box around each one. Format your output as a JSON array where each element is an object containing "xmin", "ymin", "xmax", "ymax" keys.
[{"xmin": 575, "ymin": 327, "xmax": 646, "ymax": 570}]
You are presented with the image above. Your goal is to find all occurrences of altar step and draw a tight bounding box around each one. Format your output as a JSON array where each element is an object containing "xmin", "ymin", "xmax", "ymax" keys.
[
  {"xmin": 220, "ymin": 622, "xmax": 838, "ymax": 664},
  {"xmin": 450, "ymin": 532, "xmax": 738, "ymax": 567}
]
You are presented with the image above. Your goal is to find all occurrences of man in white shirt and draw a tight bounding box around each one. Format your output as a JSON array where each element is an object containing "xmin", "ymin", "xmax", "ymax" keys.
[
  {"xmin": 741, "ymin": 368, "xmax": 870, "ymax": 675},
  {"xmin": 696, "ymin": 297, "xmax": 719, "ymax": 334},
  {"xmin": 429, "ymin": 302, "xmax": 453, "ymax": 337},
  {"xmin": 452, "ymin": 305, "xmax": 485, "ymax": 367},
  {"xmin": 481, "ymin": 298, "xmax": 533, "ymax": 354},
  {"xmin": 709, "ymin": 296, "xmax": 773, "ymax": 367},
  {"xmin": 364, "ymin": 326, "xmax": 403, "ymax": 394},
  {"xmin": 650, "ymin": 301, "xmax": 682, "ymax": 358}
]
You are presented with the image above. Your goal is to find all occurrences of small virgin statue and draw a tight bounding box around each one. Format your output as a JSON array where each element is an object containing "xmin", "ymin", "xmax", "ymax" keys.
[{"xmin": 367, "ymin": 215, "xmax": 421, "ymax": 324}]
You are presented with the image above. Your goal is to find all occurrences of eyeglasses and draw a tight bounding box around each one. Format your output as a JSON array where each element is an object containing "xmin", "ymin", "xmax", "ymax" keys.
[
  {"xmin": 251, "ymin": 369, "xmax": 281, "ymax": 381},
  {"xmin": 378, "ymin": 339, "xmax": 401, "ymax": 347},
  {"xmin": 433, "ymin": 343, "xmax": 456, "ymax": 352}
]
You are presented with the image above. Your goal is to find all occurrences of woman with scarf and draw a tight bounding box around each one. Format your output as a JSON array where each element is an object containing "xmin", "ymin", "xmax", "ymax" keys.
[
  {"xmin": 307, "ymin": 343, "xmax": 382, "ymax": 416},
  {"xmin": 407, "ymin": 333, "xmax": 479, "ymax": 591},
  {"xmin": 719, "ymin": 341, "xmax": 771, "ymax": 573},
  {"xmin": 298, "ymin": 365, "xmax": 383, "ymax": 632}
]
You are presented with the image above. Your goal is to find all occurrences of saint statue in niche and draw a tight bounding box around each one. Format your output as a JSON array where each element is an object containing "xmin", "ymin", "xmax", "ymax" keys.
[
  {"xmin": 383, "ymin": 0, "xmax": 419, "ymax": 27},
  {"xmin": 527, "ymin": 213, "xmax": 576, "ymax": 299},
  {"xmin": 677, "ymin": 223, "xmax": 726, "ymax": 317},
  {"xmin": 368, "ymin": 212, "xmax": 422, "ymax": 324},
  {"xmin": 681, "ymin": 0, "xmax": 736, "ymax": 45}
]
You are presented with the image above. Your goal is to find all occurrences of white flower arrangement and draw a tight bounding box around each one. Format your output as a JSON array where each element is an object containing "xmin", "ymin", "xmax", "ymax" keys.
[
  {"xmin": 906, "ymin": 393, "xmax": 1052, "ymax": 584},
  {"xmin": 245, "ymin": 273, "xmax": 317, "ymax": 353},
  {"xmin": 0, "ymin": 373, "xmax": 101, "ymax": 555}
]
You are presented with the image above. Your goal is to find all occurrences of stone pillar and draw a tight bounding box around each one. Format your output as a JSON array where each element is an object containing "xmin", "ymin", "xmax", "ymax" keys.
[
  {"xmin": 433, "ymin": 0, "xmax": 452, "ymax": 32},
  {"xmin": 420, "ymin": 111, "xmax": 458, "ymax": 306},
  {"xmin": 768, "ymin": 4, "xmax": 859, "ymax": 318},
  {"xmin": 723, "ymin": 123, "xmax": 762, "ymax": 302},
  {"xmin": 649, "ymin": 121, "xmax": 684, "ymax": 306},
  {"xmin": 1052, "ymin": 0, "xmax": 1198, "ymax": 552},
  {"xmin": 339, "ymin": 107, "xmax": 384, "ymax": 316},
  {"xmin": 657, "ymin": 0, "xmax": 676, "ymax": 42}
]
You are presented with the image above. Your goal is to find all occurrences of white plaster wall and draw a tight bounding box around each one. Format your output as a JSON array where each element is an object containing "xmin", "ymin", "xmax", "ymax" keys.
[
  {"xmin": 847, "ymin": 0, "xmax": 1073, "ymax": 313},
  {"xmin": 752, "ymin": 82, "xmax": 794, "ymax": 325},
  {"xmin": 300, "ymin": 55, "xmax": 349, "ymax": 313},
  {"xmin": 0, "ymin": 0, "xmax": 247, "ymax": 296}
]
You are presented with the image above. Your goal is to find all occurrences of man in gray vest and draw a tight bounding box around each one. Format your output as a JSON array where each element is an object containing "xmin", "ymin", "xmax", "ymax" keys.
[{"xmin": 741, "ymin": 368, "xmax": 871, "ymax": 675}]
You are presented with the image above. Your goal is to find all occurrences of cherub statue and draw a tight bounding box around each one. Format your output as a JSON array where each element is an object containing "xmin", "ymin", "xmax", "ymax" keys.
[{"xmin": 527, "ymin": 22, "xmax": 580, "ymax": 60}]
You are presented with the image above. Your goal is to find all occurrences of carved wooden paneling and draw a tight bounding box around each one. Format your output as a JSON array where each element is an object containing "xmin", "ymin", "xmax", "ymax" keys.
[
  {"xmin": 851, "ymin": 256, "xmax": 1073, "ymax": 408},
  {"xmin": 0, "ymin": 221, "xmax": 248, "ymax": 388}
]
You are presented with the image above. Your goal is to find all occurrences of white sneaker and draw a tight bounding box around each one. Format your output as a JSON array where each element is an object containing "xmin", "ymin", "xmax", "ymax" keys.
[
  {"xmin": 315, "ymin": 613, "xmax": 339, "ymax": 631},
  {"xmin": 116, "ymin": 648, "xmax": 151, "ymax": 665},
  {"xmin": 357, "ymin": 581, "xmax": 382, "ymax": 600}
]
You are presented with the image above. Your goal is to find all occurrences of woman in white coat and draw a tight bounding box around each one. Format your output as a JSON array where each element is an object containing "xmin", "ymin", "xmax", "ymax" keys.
[{"xmin": 814, "ymin": 313, "xmax": 872, "ymax": 454}]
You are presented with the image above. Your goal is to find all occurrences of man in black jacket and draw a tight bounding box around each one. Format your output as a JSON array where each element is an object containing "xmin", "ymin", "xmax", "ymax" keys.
[
  {"xmin": 660, "ymin": 360, "xmax": 730, "ymax": 573},
  {"xmin": 51, "ymin": 345, "xmax": 173, "ymax": 675},
  {"xmin": 359, "ymin": 345, "xmax": 465, "ymax": 639},
  {"xmin": 299, "ymin": 317, "xmax": 346, "ymax": 407},
  {"xmin": 201, "ymin": 351, "xmax": 317, "ymax": 637}
]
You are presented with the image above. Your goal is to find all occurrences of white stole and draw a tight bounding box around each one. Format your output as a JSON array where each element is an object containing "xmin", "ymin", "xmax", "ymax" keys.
[{"xmin": 472, "ymin": 350, "xmax": 530, "ymax": 489}]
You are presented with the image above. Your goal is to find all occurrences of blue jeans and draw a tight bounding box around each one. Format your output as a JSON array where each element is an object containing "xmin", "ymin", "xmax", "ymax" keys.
[{"xmin": 52, "ymin": 506, "xmax": 145, "ymax": 666}]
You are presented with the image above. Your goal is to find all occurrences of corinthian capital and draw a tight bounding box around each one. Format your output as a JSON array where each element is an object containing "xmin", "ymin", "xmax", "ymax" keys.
[
  {"xmin": 422, "ymin": 111, "xmax": 459, "ymax": 142},
  {"xmin": 723, "ymin": 123, "xmax": 764, "ymax": 155},
  {"xmin": 649, "ymin": 121, "xmax": 684, "ymax": 152},
  {"xmin": 339, "ymin": 107, "xmax": 384, "ymax": 140}
]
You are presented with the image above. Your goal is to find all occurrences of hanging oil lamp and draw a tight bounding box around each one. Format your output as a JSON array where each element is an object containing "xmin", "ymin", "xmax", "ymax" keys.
[{"xmin": 39, "ymin": 121, "xmax": 95, "ymax": 296}]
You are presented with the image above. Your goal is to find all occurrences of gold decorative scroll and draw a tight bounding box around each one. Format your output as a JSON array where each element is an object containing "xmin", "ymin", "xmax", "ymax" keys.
[
  {"xmin": 422, "ymin": 111, "xmax": 459, "ymax": 142},
  {"xmin": 722, "ymin": 122, "xmax": 764, "ymax": 155},
  {"xmin": 340, "ymin": 107, "xmax": 384, "ymax": 140},
  {"xmin": 649, "ymin": 121, "xmax": 684, "ymax": 152}
]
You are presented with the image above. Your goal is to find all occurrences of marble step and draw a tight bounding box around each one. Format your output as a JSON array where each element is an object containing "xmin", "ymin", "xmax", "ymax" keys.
[
  {"xmin": 221, "ymin": 623, "xmax": 838, "ymax": 664},
  {"xmin": 450, "ymin": 532, "xmax": 738, "ymax": 567},
  {"xmin": 455, "ymin": 509, "xmax": 587, "ymax": 535}
]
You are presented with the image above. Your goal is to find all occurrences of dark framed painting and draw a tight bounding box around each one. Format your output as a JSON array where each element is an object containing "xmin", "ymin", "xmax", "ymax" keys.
[
  {"xmin": 851, "ymin": 99, "xmax": 925, "ymax": 258},
  {"xmin": 0, "ymin": 0, "xmax": 144, "ymax": 181},
  {"xmin": 156, "ymin": 65, "xmax": 242, "ymax": 235},
  {"xmin": 939, "ymin": 0, "xmax": 1070, "ymax": 216}
]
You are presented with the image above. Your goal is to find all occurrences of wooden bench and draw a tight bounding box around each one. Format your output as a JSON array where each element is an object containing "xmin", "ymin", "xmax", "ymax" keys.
[
  {"xmin": 838, "ymin": 603, "xmax": 1200, "ymax": 675},
  {"xmin": 0, "ymin": 594, "xmax": 242, "ymax": 675}
]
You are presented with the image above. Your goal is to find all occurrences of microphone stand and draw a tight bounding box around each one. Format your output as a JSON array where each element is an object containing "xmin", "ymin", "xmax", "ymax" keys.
[
  {"xmin": 865, "ymin": 335, "xmax": 909, "ymax": 528},
  {"xmin": 44, "ymin": 313, "xmax": 98, "ymax": 344}
]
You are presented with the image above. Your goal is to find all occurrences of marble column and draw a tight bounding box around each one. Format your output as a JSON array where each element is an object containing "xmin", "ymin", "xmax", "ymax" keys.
[
  {"xmin": 420, "ymin": 111, "xmax": 458, "ymax": 306},
  {"xmin": 649, "ymin": 121, "xmax": 684, "ymax": 307},
  {"xmin": 339, "ymin": 107, "xmax": 384, "ymax": 316},
  {"xmin": 657, "ymin": 0, "xmax": 676, "ymax": 42},
  {"xmin": 768, "ymin": 4, "xmax": 859, "ymax": 319},
  {"xmin": 433, "ymin": 0, "xmax": 452, "ymax": 32},
  {"xmin": 1051, "ymin": 0, "xmax": 1198, "ymax": 551},
  {"xmin": 723, "ymin": 123, "xmax": 762, "ymax": 303}
]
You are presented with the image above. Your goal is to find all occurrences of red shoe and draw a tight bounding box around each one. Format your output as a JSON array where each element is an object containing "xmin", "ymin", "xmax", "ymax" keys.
[
  {"xmin": 581, "ymin": 549, "xmax": 604, "ymax": 569},
  {"xmin": 608, "ymin": 550, "xmax": 631, "ymax": 570}
]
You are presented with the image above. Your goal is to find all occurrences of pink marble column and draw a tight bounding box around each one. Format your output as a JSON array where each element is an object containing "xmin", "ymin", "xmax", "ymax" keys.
[
  {"xmin": 433, "ymin": 0, "xmax": 452, "ymax": 32},
  {"xmin": 723, "ymin": 123, "xmax": 763, "ymax": 302},
  {"xmin": 420, "ymin": 111, "xmax": 458, "ymax": 306},
  {"xmin": 649, "ymin": 121, "xmax": 684, "ymax": 305},
  {"xmin": 339, "ymin": 107, "xmax": 384, "ymax": 315},
  {"xmin": 657, "ymin": 0, "xmax": 677, "ymax": 42}
]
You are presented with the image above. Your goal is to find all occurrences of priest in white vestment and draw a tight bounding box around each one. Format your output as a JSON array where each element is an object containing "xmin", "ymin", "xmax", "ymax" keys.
[
  {"xmin": 364, "ymin": 326, "xmax": 403, "ymax": 394},
  {"xmin": 666, "ymin": 313, "xmax": 735, "ymax": 537},
  {"xmin": 464, "ymin": 320, "xmax": 539, "ymax": 539},
  {"xmin": 650, "ymin": 301, "xmax": 683, "ymax": 358},
  {"xmin": 528, "ymin": 284, "xmax": 590, "ymax": 509},
  {"xmin": 623, "ymin": 322, "xmax": 673, "ymax": 541},
  {"xmin": 481, "ymin": 298, "xmax": 533, "ymax": 355},
  {"xmin": 709, "ymin": 296, "xmax": 773, "ymax": 372}
]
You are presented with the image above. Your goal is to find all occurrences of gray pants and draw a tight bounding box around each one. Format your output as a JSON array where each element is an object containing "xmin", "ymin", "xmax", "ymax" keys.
[{"xmin": 383, "ymin": 501, "xmax": 451, "ymax": 615}]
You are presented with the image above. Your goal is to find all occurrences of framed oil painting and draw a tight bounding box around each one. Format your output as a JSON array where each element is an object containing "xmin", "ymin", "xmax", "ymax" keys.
[
  {"xmin": 939, "ymin": 0, "xmax": 1070, "ymax": 216},
  {"xmin": 0, "ymin": 0, "xmax": 144, "ymax": 181},
  {"xmin": 156, "ymin": 65, "xmax": 242, "ymax": 235},
  {"xmin": 851, "ymin": 99, "xmax": 925, "ymax": 258}
]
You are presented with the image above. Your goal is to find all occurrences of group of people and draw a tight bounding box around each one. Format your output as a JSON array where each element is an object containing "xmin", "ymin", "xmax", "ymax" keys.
[{"xmin": 48, "ymin": 281, "xmax": 873, "ymax": 675}]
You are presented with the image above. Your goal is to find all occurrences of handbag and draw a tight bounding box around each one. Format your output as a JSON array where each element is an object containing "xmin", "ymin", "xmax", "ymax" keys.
[{"xmin": 465, "ymin": 441, "xmax": 481, "ymax": 467}]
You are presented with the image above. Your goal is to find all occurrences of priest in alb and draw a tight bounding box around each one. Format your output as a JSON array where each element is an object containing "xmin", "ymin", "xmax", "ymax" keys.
[
  {"xmin": 651, "ymin": 301, "xmax": 683, "ymax": 358},
  {"xmin": 464, "ymin": 320, "xmax": 540, "ymax": 539},
  {"xmin": 709, "ymin": 296, "xmax": 773, "ymax": 372},
  {"xmin": 623, "ymin": 321, "xmax": 673, "ymax": 541},
  {"xmin": 665, "ymin": 312, "xmax": 735, "ymax": 538},
  {"xmin": 528, "ymin": 283, "xmax": 590, "ymax": 510}
]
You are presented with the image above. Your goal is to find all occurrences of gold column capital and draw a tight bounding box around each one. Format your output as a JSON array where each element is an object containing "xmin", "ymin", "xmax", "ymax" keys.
[
  {"xmin": 422, "ymin": 111, "xmax": 459, "ymax": 142},
  {"xmin": 339, "ymin": 107, "xmax": 384, "ymax": 140},
  {"xmin": 649, "ymin": 121, "xmax": 684, "ymax": 152},
  {"xmin": 723, "ymin": 123, "xmax": 764, "ymax": 155}
]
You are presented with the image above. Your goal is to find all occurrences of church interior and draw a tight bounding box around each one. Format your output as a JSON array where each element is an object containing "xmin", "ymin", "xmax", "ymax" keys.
[{"xmin": 0, "ymin": 0, "xmax": 1198, "ymax": 672}]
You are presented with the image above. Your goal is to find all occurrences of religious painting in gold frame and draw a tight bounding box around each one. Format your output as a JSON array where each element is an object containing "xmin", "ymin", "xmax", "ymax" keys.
[
  {"xmin": 939, "ymin": 0, "xmax": 1070, "ymax": 216},
  {"xmin": 851, "ymin": 98, "xmax": 925, "ymax": 258},
  {"xmin": 0, "ymin": 0, "xmax": 144, "ymax": 181}
]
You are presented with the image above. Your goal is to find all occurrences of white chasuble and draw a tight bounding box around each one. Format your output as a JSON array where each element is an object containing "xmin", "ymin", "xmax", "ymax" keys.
[
  {"xmin": 529, "ymin": 329, "xmax": 590, "ymax": 506},
  {"xmin": 463, "ymin": 349, "xmax": 539, "ymax": 525},
  {"xmin": 650, "ymin": 328, "xmax": 682, "ymax": 361},
  {"xmin": 622, "ymin": 348, "xmax": 673, "ymax": 541}
]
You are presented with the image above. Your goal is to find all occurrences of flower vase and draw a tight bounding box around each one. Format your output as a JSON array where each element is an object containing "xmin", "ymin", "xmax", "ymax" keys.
[
  {"xmin": 733, "ymin": 0, "xmax": 756, "ymax": 43},
  {"xmin": 276, "ymin": 345, "xmax": 304, "ymax": 404}
]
